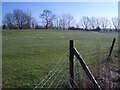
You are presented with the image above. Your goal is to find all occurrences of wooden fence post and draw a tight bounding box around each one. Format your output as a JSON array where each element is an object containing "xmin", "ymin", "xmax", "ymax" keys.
[
  {"xmin": 69, "ymin": 40, "xmax": 74, "ymax": 88},
  {"xmin": 107, "ymin": 38, "xmax": 116, "ymax": 61},
  {"xmin": 73, "ymin": 48, "xmax": 102, "ymax": 90}
]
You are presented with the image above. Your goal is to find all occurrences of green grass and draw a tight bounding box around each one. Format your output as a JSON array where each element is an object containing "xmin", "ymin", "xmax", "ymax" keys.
[{"xmin": 2, "ymin": 29, "xmax": 118, "ymax": 88}]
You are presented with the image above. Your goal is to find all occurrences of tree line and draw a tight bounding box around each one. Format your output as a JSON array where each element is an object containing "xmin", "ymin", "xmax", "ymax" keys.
[{"xmin": 2, "ymin": 9, "xmax": 119, "ymax": 32}]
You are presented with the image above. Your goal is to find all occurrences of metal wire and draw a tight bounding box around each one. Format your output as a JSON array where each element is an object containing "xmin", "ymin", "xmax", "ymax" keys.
[
  {"xmin": 40, "ymin": 58, "xmax": 67, "ymax": 89},
  {"xmin": 33, "ymin": 49, "xmax": 68, "ymax": 90},
  {"xmin": 47, "ymin": 60, "xmax": 67, "ymax": 89},
  {"xmin": 55, "ymin": 69, "xmax": 68, "ymax": 88},
  {"xmin": 33, "ymin": 44, "xmax": 115, "ymax": 89}
]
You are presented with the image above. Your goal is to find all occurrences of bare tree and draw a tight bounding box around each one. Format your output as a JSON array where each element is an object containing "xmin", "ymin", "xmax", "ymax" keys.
[
  {"xmin": 58, "ymin": 18, "xmax": 62, "ymax": 29},
  {"xmin": 31, "ymin": 18, "xmax": 38, "ymax": 29},
  {"xmin": 96, "ymin": 18, "xmax": 101, "ymax": 29},
  {"xmin": 80, "ymin": 16, "xmax": 90, "ymax": 30},
  {"xmin": 3, "ymin": 9, "xmax": 32, "ymax": 29},
  {"xmin": 58, "ymin": 14, "xmax": 73, "ymax": 30},
  {"xmin": 40, "ymin": 9, "xmax": 55, "ymax": 29},
  {"xmin": 89, "ymin": 17, "xmax": 97, "ymax": 30},
  {"xmin": 13, "ymin": 9, "xmax": 32, "ymax": 29},
  {"xmin": 66, "ymin": 13, "xmax": 73, "ymax": 29},
  {"xmin": 58, "ymin": 14, "xmax": 67, "ymax": 30},
  {"xmin": 52, "ymin": 15, "xmax": 60, "ymax": 29},
  {"xmin": 3, "ymin": 13, "xmax": 15, "ymax": 29},
  {"xmin": 112, "ymin": 17, "xmax": 119, "ymax": 31},
  {"xmin": 100, "ymin": 17, "xmax": 110, "ymax": 30},
  {"xmin": 13, "ymin": 9, "xmax": 23, "ymax": 29}
]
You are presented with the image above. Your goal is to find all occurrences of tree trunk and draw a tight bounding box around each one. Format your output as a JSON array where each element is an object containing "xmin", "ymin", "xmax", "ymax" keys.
[{"xmin": 45, "ymin": 23, "xmax": 48, "ymax": 29}]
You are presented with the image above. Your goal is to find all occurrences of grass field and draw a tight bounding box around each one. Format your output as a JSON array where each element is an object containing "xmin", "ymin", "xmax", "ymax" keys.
[{"xmin": 2, "ymin": 29, "xmax": 118, "ymax": 88}]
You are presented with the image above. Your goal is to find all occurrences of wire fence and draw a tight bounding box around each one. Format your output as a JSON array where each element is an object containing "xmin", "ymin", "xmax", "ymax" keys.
[
  {"xmin": 72, "ymin": 44, "xmax": 117, "ymax": 89},
  {"xmin": 33, "ymin": 39, "xmax": 118, "ymax": 89},
  {"xmin": 33, "ymin": 49, "xmax": 69, "ymax": 90}
]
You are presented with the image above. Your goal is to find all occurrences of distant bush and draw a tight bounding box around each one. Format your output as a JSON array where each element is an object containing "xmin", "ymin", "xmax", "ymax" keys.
[
  {"xmin": 95, "ymin": 26, "xmax": 101, "ymax": 32},
  {"xmin": 68, "ymin": 27, "xmax": 84, "ymax": 30}
]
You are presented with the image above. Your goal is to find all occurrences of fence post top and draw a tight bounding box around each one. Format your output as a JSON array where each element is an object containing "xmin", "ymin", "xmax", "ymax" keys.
[{"xmin": 70, "ymin": 40, "xmax": 73, "ymax": 42}]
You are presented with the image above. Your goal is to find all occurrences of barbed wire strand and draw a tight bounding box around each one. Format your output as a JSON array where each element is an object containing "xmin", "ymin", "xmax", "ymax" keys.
[
  {"xmin": 81, "ymin": 47, "xmax": 109, "ymax": 58},
  {"xmin": 47, "ymin": 60, "xmax": 68, "ymax": 89},
  {"xmin": 55, "ymin": 69, "xmax": 68, "ymax": 88},
  {"xmin": 40, "ymin": 58, "xmax": 67, "ymax": 89},
  {"xmin": 33, "ymin": 49, "xmax": 69, "ymax": 90},
  {"xmin": 33, "ymin": 44, "xmax": 115, "ymax": 90}
]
